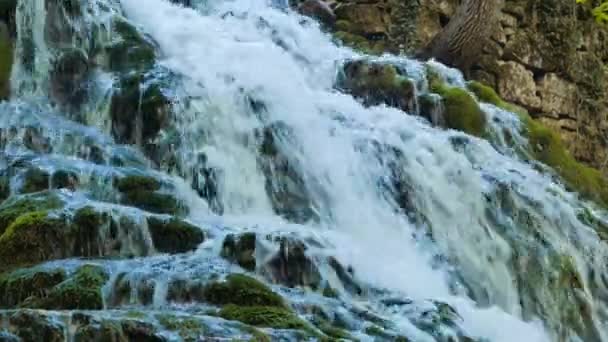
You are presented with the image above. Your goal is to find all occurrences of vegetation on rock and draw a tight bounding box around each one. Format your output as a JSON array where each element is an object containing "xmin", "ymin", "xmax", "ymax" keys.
[
  {"xmin": 219, "ymin": 305, "xmax": 307, "ymax": 330},
  {"xmin": 147, "ymin": 216, "xmax": 205, "ymax": 253},
  {"xmin": 204, "ymin": 274, "xmax": 286, "ymax": 308},
  {"xmin": 427, "ymin": 70, "xmax": 487, "ymax": 137}
]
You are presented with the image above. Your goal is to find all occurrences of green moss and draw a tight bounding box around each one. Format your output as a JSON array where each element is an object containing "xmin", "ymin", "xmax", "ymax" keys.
[
  {"xmin": 523, "ymin": 113, "xmax": 608, "ymax": 206},
  {"xmin": 156, "ymin": 314, "xmax": 206, "ymax": 341},
  {"xmin": 115, "ymin": 175, "xmax": 161, "ymax": 193},
  {"xmin": 204, "ymin": 274, "xmax": 285, "ymax": 308},
  {"xmin": 0, "ymin": 191, "xmax": 63, "ymax": 236},
  {"xmin": 121, "ymin": 190, "xmax": 182, "ymax": 215},
  {"xmin": 466, "ymin": 81, "xmax": 528, "ymax": 116},
  {"xmin": 334, "ymin": 31, "xmax": 384, "ymax": 55},
  {"xmin": 27, "ymin": 264, "xmax": 109, "ymax": 310},
  {"xmin": 243, "ymin": 327, "xmax": 271, "ymax": 342},
  {"xmin": 0, "ymin": 267, "xmax": 66, "ymax": 308},
  {"xmin": 322, "ymin": 286, "xmax": 338, "ymax": 298},
  {"xmin": 107, "ymin": 19, "xmax": 156, "ymax": 73},
  {"xmin": 0, "ymin": 211, "xmax": 65, "ymax": 272},
  {"xmin": 219, "ymin": 305, "xmax": 307, "ymax": 330},
  {"xmin": 465, "ymin": 80, "xmax": 608, "ymax": 207},
  {"xmin": 147, "ymin": 216, "xmax": 204, "ymax": 253},
  {"xmin": 428, "ymin": 71, "xmax": 486, "ymax": 137},
  {"xmin": 314, "ymin": 320, "xmax": 352, "ymax": 340}
]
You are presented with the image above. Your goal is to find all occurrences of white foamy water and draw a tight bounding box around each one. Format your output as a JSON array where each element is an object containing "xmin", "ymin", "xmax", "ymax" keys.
[{"xmin": 115, "ymin": 0, "xmax": 575, "ymax": 340}]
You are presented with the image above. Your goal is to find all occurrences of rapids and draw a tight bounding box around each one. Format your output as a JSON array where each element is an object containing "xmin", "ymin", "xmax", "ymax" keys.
[{"xmin": 1, "ymin": 0, "xmax": 607, "ymax": 341}]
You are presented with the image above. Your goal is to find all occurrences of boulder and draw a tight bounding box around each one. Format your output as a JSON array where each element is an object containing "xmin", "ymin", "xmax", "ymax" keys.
[{"xmin": 297, "ymin": 0, "xmax": 336, "ymax": 29}]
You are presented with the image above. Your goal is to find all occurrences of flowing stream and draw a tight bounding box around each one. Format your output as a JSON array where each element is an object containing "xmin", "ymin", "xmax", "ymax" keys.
[{"xmin": 1, "ymin": 0, "xmax": 607, "ymax": 341}]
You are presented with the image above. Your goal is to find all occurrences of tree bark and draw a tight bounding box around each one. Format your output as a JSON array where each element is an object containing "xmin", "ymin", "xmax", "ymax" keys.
[{"xmin": 416, "ymin": 0, "xmax": 501, "ymax": 73}]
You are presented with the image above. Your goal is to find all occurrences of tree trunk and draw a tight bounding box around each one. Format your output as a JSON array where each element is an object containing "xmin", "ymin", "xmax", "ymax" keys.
[{"xmin": 416, "ymin": 0, "xmax": 501, "ymax": 73}]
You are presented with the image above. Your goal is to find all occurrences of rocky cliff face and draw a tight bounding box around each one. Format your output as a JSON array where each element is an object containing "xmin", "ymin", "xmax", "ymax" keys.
[{"xmin": 330, "ymin": 0, "xmax": 608, "ymax": 171}]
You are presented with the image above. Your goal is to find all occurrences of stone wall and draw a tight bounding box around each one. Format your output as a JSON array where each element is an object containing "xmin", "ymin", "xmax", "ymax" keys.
[
  {"xmin": 413, "ymin": 0, "xmax": 608, "ymax": 171},
  {"xmin": 321, "ymin": 0, "xmax": 608, "ymax": 171}
]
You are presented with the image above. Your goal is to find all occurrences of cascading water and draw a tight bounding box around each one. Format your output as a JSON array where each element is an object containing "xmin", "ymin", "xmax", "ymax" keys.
[{"xmin": 0, "ymin": 0, "xmax": 607, "ymax": 341}]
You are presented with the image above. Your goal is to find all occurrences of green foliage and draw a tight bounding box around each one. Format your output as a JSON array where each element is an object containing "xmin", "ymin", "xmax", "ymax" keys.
[
  {"xmin": 0, "ymin": 192, "xmax": 63, "ymax": 236},
  {"xmin": 577, "ymin": 0, "xmax": 608, "ymax": 24}
]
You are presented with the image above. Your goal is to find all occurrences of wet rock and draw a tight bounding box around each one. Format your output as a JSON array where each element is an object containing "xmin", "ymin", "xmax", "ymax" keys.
[
  {"xmin": 73, "ymin": 319, "xmax": 127, "ymax": 342},
  {"xmin": 427, "ymin": 69, "xmax": 487, "ymax": 137},
  {"xmin": 204, "ymin": 273, "xmax": 286, "ymax": 308},
  {"xmin": 155, "ymin": 314, "xmax": 206, "ymax": 341},
  {"xmin": 257, "ymin": 122, "xmax": 319, "ymax": 224},
  {"xmin": 19, "ymin": 167, "xmax": 50, "ymax": 194},
  {"xmin": 146, "ymin": 216, "xmax": 205, "ymax": 254},
  {"xmin": 0, "ymin": 264, "xmax": 109, "ymax": 310},
  {"xmin": 50, "ymin": 170, "xmax": 79, "ymax": 190},
  {"xmin": 337, "ymin": 60, "xmax": 416, "ymax": 113},
  {"xmin": 219, "ymin": 305, "xmax": 308, "ymax": 330},
  {"xmin": 22, "ymin": 126, "xmax": 52, "ymax": 154},
  {"xmin": 328, "ymin": 256, "xmax": 362, "ymax": 295},
  {"xmin": 50, "ymin": 48, "xmax": 90, "ymax": 110},
  {"xmin": 22, "ymin": 264, "xmax": 109, "ymax": 310},
  {"xmin": 191, "ymin": 153, "xmax": 224, "ymax": 215},
  {"xmin": 264, "ymin": 236, "xmax": 321, "ymax": 290},
  {"xmin": 166, "ymin": 278, "xmax": 206, "ymax": 303},
  {"xmin": 0, "ymin": 191, "xmax": 64, "ymax": 236},
  {"xmin": 115, "ymin": 175, "xmax": 186, "ymax": 216},
  {"xmin": 120, "ymin": 320, "xmax": 166, "ymax": 342},
  {"xmin": 297, "ymin": 0, "xmax": 336, "ymax": 29},
  {"xmin": 221, "ymin": 232, "xmax": 257, "ymax": 271},
  {"xmin": 0, "ymin": 267, "xmax": 66, "ymax": 308},
  {"xmin": 8, "ymin": 310, "xmax": 66, "ymax": 342},
  {"xmin": 0, "ymin": 331, "xmax": 19, "ymax": 342}
]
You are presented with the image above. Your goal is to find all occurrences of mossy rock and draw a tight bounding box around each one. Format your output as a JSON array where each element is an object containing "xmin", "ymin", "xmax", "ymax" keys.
[
  {"xmin": 73, "ymin": 320, "xmax": 126, "ymax": 342},
  {"xmin": 428, "ymin": 74, "xmax": 486, "ymax": 137},
  {"xmin": 121, "ymin": 190, "xmax": 184, "ymax": 216},
  {"xmin": 0, "ymin": 191, "xmax": 64, "ymax": 236},
  {"xmin": 8, "ymin": 310, "xmax": 66, "ymax": 342},
  {"xmin": 338, "ymin": 60, "xmax": 416, "ymax": 113},
  {"xmin": 220, "ymin": 232, "xmax": 257, "ymax": 271},
  {"xmin": 156, "ymin": 314, "xmax": 207, "ymax": 341},
  {"xmin": 50, "ymin": 170, "xmax": 79, "ymax": 190},
  {"xmin": 334, "ymin": 31, "xmax": 384, "ymax": 55},
  {"xmin": 467, "ymin": 80, "xmax": 608, "ymax": 206},
  {"xmin": 107, "ymin": 19, "xmax": 156, "ymax": 73},
  {"xmin": 115, "ymin": 175, "xmax": 161, "ymax": 193},
  {"xmin": 313, "ymin": 319, "xmax": 352, "ymax": 340},
  {"xmin": 0, "ymin": 211, "xmax": 66, "ymax": 272},
  {"xmin": 110, "ymin": 74, "xmax": 171, "ymax": 145},
  {"xmin": 147, "ymin": 216, "xmax": 205, "ymax": 253},
  {"xmin": 0, "ymin": 267, "xmax": 66, "ymax": 308},
  {"xmin": 219, "ymin": 305, "xmax": 307, "ymax": 330},
  {"xmin": 204, "ymin": 274, "xmax": 285, "ymax": 308},
  {"xmin": 23, "ymin": 264, "xmax": 109, "ymax": 310},
  {"xmin": 20, "ymin": 168, "xmax": 50, "ymax": 194}
]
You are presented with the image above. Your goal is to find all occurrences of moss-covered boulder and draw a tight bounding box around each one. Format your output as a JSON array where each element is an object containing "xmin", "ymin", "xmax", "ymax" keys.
[
  {"xmin": 106, "ymin": 19, "xmax": 156, "ymax": 73},
  {"xmin": 0, "ymin": 191, "xmax": 63, "ymax": 236},
  {"xmin": 146, "ymin": 216, "xmax": 205, "ymax": 253},
  {"xmin": 204, "ymin": 274, "xmax": 286, "ymax": 308},
  {"xmin": 219, "ymin": 305, "xmax": 308, "ymax": 330},
  {"xmin": 467, "ymin": 80, "xmax": 608, "ymax": 206},
  {"xmin": 338, "ymin": 60, "xmax": 416, "ymax": 113},
  {"xmin": 7, "ymin": 310, "xmax": 66, "ymax": 342},
  {"xmin": 115, "ymin": 175, "xmax": 185, "ymax": 216},
  {"xmin": 50, "ymin": 169, "xmax": 79, "ymax": 190},
  {"xmin": 0, "ymin": 211, "xmax": 66, "ymax": 271},
  {"xmin": 427, "ymin": 70, "xmax": 487, "ymax": 137},
  {"xmin": 0, "ymin": 267, "xmax": 66, "ymax": 308},
  {"xmin": 220, "ymin": 232, "xmax": 257, "ymax": 271},
  {"xmin": 0, "ymin": 264, "xmax": 108, "ymax": 310}
]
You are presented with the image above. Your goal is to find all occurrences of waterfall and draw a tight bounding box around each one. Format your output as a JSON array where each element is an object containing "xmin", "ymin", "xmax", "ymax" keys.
[{"xmin": 0, "ymin": 0, "xmax": 606, "ymax": 341}]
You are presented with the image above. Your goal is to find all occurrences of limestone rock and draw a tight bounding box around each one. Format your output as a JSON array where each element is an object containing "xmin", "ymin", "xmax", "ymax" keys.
[{"xmin": 497, "ymin": 61, "xmax": 541, "ymax": 110}]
